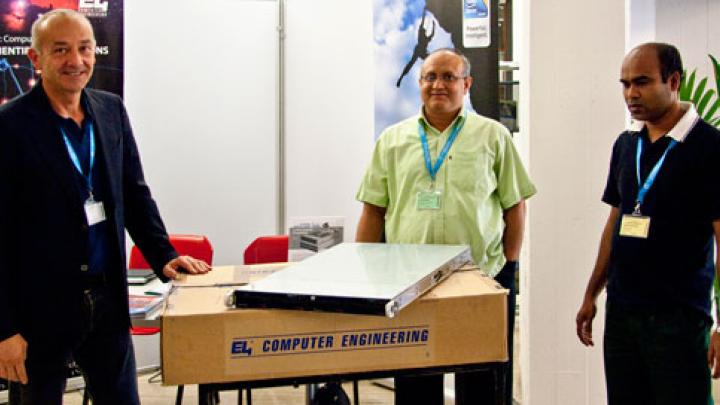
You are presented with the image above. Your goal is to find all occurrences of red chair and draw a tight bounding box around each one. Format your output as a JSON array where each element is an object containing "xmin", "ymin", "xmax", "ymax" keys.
[
  {"xmin": 129, "ymin": 234, "xmax": 213, "ymax": 269},
  {"xmin": 129, "ymin": 234, "xmax": 213, "ymax": 405},
  {"xmin": 243, "ymin": 235, "xmax": 288, "ymax": 264},
  {"xmin": 128, "ymin": 234, "xmax": 213, "ymax": 337}
]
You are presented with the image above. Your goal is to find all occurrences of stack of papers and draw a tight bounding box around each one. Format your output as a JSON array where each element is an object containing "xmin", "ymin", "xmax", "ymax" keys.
[
  {"xmin": 127, "ymin": 269, "xmax": 157, "ymax": 285},
  {"xmin": 129, "ymin": 294, "xmax": 164, "ymax": 318}
]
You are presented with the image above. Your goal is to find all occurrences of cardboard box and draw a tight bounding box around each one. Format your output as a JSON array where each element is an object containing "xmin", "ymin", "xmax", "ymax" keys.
[{"xmin": 161, "ymin": 267, "xmax": 507, "ymax": 385}]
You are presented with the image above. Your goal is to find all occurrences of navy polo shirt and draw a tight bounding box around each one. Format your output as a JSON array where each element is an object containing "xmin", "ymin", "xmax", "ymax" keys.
[
  {"xmin": 602, "ymin": 115, "xmax": 720, "ymax": 318},
  {"xmin": 55, "ymin": 97, "xmax": 114, "ymax": 275}
]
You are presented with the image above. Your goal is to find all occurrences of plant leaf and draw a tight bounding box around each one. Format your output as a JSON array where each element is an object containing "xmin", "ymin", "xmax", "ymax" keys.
[
  {"xmin": 704, "ymin": 98, "xmax": 720, "ymax": 122},
  {"xmin": 709, "ymin": 54, "xmax": 720, "ymax": 98},
  {"xmin": 680, "ymin": 70, "xmax": 697, "ymax": 101},
  {"xmin": 697, "ymin": 89, "xmax": 716, "ymax": 117},
  {"xmin": 692, "ymin": 77, "xmax": 708, "ymax": 105}
]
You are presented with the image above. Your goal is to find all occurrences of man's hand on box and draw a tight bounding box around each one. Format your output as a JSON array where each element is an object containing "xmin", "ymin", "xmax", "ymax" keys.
[
  {"xmin": 0, "ymin": 334, "xmax": 28, "ymax": 384},
  {"xmin": 162, "ymin": 255, "xmax": 212, "ymax": 280}
]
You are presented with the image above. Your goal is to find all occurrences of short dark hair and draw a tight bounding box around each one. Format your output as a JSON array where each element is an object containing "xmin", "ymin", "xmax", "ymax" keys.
[{"xmin": 643, "ymin": 42, "xmax": 683, "ymax": 82}]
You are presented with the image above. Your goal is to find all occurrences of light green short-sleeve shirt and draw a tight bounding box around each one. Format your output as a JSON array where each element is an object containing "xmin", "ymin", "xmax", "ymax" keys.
[{"xmin": 356, "ymin": 108, "xmax": 536, "ymax": 276}]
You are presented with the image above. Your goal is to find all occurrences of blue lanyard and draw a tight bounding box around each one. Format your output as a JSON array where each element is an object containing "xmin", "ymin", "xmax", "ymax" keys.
[
  {"xmin": 418, "ymin": 113, "xmax": 466, "ymax": 182},
  {"xmin": 634, "ymin": 137, "xmax": 677, "ymax": 213},
  {"xmin": 61, "ymin": 122, "xmax": 96, "ymax": 200}
]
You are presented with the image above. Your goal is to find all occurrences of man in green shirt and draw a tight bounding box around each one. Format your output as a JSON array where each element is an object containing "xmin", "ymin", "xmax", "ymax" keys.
[{"xmin": 356, "ymin": 48, "xmax": 535, "ymax": 405}]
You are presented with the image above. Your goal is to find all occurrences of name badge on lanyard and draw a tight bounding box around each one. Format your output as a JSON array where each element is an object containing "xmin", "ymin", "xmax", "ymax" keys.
[
  {"xmin": 62, "ymin": 123, "xmax": 106, "ymax": 226},
  {"xmin": 618, "ymin": 137, "xmax": 676, "ymax": 239},
  {"xmin": 416, "ymin": 113, "xmax": 466, "ymax": 211},
  {"xmin": 85, "ymin": 199, "xmax": 106, "ymax": 226},
  {"xmin": 417, "ymin": 189, "xmax": 443, "ymax": 210},
  {"xmin": 619, "ymin": 214, "xmax": 651, "ymax": 238}
]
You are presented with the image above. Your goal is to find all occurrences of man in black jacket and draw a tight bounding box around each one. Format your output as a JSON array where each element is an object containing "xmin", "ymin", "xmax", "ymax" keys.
[{"xmin": 0, "ymin": 9, "xmax": 209, "ymax": 404}]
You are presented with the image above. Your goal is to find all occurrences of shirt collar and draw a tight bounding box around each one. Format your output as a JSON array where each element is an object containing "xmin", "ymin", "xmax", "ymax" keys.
[
  {"xmin": 37, "ymin": 81, "xmax": 95, "ymax": 126},
  {"xmin": 418, "ymin": 106, "xmax": 467, "ymax": 133},
  {"xmin": 628, "ymin": 102, "xmax": 699, "ymax": 142}
]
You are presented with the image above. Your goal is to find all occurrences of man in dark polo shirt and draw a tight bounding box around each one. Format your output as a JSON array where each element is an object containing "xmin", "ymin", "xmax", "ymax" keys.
[{"xmin": 575, "ymin": 42, "xmax": 720, "ymax": 404}]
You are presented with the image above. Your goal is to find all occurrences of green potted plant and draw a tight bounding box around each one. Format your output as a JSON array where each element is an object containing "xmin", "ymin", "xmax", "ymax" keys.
[
  {"xmin": 680, "ymin": 54, "xmax": 720, "ymax": 324},
  {"xmin": 679, "ymin": 54, "xmax": 720, "ymax": 127}
]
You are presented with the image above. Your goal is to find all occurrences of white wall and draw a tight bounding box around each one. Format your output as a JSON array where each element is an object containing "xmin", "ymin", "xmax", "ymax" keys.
[
  {"xmin": 284, "ymin": 0, "xmax": 375, "ymax": 241},
  {"xmin": 124, "ymin": 0, "xmax": 279, "ymax": 266},
  {"xmin": 627, "ymin": 0, "xmax": 656, "ymax": 52},
  {"xmin": 125, "ymin": 0, "xmax": 374, "ymax": 264},
  {"xmin": 655, "ymin": 0, "xmax": 720, "ymax": 80},
  {"xmin": 521, "ymin": 1, "xmax": 626, "ymax": 404},
  {"xmin": 628, "ymin": 0, "xmax": 720, "ymax": 83}
]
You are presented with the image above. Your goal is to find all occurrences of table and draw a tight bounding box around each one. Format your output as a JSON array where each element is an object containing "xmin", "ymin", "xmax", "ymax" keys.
[{"xmin": 196, "ymin": 362, "xmax": 506, "ymax": 405}]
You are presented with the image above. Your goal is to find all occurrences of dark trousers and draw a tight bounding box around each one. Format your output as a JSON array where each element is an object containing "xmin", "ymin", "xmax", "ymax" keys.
[
  {"xmin": 604, "ymin": 301, "xmax": 712, "ymax": 405},
  {"xmin": 9, "ymin": 286, "xmax": 140, "ymax": 405},
  {"xmin": 394, "ymin": 263, "xmax": 517, "ymax": 405}
]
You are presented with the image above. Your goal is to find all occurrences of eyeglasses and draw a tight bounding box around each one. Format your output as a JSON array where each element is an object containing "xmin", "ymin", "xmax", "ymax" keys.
[{"xmin": 421, "ymin": 73, "xmax": 466, "ymax": 83}]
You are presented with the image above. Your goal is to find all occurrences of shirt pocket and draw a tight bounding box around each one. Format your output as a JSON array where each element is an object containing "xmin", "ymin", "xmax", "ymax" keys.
[{"xmin": 448, "ymin": 150, "xmax": 495, "ymax": 195}]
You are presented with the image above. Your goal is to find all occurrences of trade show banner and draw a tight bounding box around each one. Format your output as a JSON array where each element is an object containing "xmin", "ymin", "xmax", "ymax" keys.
[
  {"xmin": 373, "ymin": 0, "xmax": 498, "ymax": 138},
  {"xmin": 0, "ymin": 0, "xmax": 123, "ymax": 103}
]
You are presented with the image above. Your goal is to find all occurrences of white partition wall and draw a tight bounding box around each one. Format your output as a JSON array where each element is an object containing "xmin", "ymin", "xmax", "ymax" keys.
[
  {"xmin": 284, "ymin": 0, "xmax": 375, "ymax": 241},
  {"xmin": 627, "ymin": 0, "xmax": 656, "ymax": 51},
  {"xmin": 124, "ymin": 0, "xmax": 279, "ymax": 265},
  {"xmin": 655, "ymin": 0, "xmax": 720, "ymax": 79},
  {"xmin": 521, "ymin": 1, "xmax": 626, "ymax": 404}
]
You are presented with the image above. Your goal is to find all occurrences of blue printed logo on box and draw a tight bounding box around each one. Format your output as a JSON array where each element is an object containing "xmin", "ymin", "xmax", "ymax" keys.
[
  {"xmin": 230, "ymin": 340, "xmax": 253, "ymax": 357},
  {"xmin": 229, "ymin": 326, "xmax": 430, "ymax": 360}
]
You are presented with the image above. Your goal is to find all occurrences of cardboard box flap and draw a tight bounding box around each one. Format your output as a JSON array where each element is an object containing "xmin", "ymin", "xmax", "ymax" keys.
[
  {"xmin": 172, "ymin": 263, "xmax": 290, "ymax": 287},
  {"xmin": 165, "ymin": 287, "xmax": 235, "ymax": 316},
  {"xmin": 164, "ymin": 269, "xmax": 504, "ymax": 317},
  {"xmin": 423, "ymin": 270, "xmax": 507, "ymax": 300}
]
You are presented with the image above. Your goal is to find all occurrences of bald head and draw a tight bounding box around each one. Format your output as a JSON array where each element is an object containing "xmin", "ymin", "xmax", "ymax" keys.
[
  {"xmin": 27, "ymin": 9, "xmax": 96, "ymax": 102},
  {"xmin": 422, "ymin": 48, "xmax": 471, "ymax": 78},
  {"xmin": 31, "ymin": 9, "xmax": 95, "ymax": 53}
]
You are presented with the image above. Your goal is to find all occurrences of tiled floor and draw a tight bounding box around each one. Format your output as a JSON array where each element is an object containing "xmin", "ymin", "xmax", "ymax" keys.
[{"xmin": 62, "ymin": 378, "xmax": 398, "ymax": 405}]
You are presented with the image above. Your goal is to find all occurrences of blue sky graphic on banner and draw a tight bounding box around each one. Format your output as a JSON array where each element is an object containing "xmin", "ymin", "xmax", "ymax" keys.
[{"xmin": 374, "ymin": 0, "xmax": 474, "ymax": 139}]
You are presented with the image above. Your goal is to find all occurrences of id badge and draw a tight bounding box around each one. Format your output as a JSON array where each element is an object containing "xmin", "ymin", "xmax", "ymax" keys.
[
  {"xmin": 417, "ymin": 189, "xmax": 442, "ymax": 210},
  {"xmin": 84, "ymin": 200, "xmax": 106, "ymax": 226},
  {"xmin": 619, "ymin": 214, "xmax": 650, "ymax": 239}
]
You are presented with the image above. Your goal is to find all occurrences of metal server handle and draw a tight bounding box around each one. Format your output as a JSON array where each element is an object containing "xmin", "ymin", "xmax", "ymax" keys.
[
  {"xmin": 385, "ymin": 300, "xmax": 400, "ymax": 318},
  {"xmin": 224, "ymin": 291, "xmax": 236, "ymax": 307}
]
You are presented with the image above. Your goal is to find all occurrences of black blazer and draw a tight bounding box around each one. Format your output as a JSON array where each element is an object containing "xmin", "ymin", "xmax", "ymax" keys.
[{"xmin": 0, "ymin": 84, "xmax": 177, "ymax": 355}]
